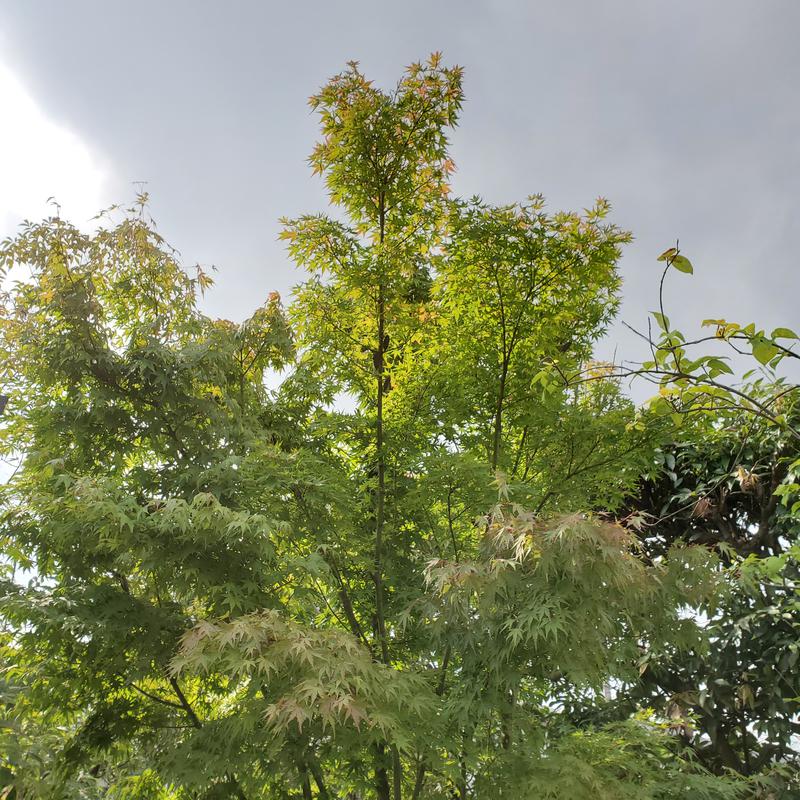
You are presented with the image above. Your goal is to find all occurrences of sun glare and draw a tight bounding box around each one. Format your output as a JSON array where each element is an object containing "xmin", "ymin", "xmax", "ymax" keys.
[{"xmin": 0, "ymin": 60, "xmax": 108, "ymax": 239}]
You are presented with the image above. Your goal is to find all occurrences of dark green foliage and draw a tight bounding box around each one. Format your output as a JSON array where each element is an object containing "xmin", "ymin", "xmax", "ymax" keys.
[{"xmin": 615, "ymin": 407, "xmax": 800, "ymax": 791}]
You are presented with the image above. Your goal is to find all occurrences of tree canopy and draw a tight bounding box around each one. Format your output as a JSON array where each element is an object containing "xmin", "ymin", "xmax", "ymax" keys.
[{"xmin": 1, "ymin": 54, "xmax": 797, "ymax": 800}]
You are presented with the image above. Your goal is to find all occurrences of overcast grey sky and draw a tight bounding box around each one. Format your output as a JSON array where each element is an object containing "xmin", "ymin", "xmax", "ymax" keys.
[{"xmin": 1, "ymin": 1, "xmax": 798, "ymax": 374}]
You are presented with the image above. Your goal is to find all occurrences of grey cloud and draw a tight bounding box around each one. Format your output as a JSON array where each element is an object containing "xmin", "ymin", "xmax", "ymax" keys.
[{"xmin": 1, "ymin": 0, "xmax": 798, "ymax": 382}]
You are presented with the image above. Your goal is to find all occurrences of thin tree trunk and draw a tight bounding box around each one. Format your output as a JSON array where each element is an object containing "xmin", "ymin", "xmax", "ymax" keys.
[
  {"xmin": 375, "ymin": 742, "xmax": 392, "ymax": 800},
  {"xmin": 392, "ymin": 745, "xmax": 402, "ymax": 800},
  {"xmin": 491, "ymin": 359, "xmax": 509, "ymax": 471},
  {"xmin": 373, "ymin": 198, "xmax": 392, "ymax": 800}
]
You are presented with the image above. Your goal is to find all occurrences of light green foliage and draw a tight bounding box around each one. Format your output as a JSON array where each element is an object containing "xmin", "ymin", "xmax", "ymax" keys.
[
  {"xmin": 611, "ymin": 244, "xmax": 800, "ymax": 446},
  {"xmin": 173, "ymin": 611, "xmax": 434, "ymax": 748},
  {"xmin": 0, "ymin": 60, "xmax": 756, "ymax": 799},
  {"xmin": 495, "ymin": 715, "xmax": 744, "ymax": 799},
  {"xmin": 426, "ymin": 510, "xmax": 717, "ymax": 679}
]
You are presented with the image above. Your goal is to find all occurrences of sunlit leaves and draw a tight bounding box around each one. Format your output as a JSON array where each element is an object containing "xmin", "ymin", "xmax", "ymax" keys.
[{"xmin": 307, "ymin": 54, "xmax": 463, "ymax": 234}]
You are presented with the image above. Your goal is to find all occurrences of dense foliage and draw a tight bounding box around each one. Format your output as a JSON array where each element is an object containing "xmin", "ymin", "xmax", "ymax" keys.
[
  {"xmin": 1, "ymin": 55, "xmax": 797, "ymax": 799},
  {"xmin": 621, "ymin": 401, "xmax": 800, "ymax": 784}
]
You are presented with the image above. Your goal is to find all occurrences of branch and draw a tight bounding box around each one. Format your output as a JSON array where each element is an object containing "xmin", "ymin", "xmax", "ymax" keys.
[{"xmin": 129, "ymin": 683, "xmax": 186, "ymax": 711}]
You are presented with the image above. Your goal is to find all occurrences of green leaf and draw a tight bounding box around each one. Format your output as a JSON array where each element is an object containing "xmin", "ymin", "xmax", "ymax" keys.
[
  {"xmin": 670, "ymin": 255, "xmax": 693, "ymax": 274},
  {"xmin": 752, "ymin": 338, "xmax": 780, "ymax": 365},
  {"xmin": 657, "ymin": 247, "xmax": 677, "ymax": 262},
  {"xmin": 705, "ymin": 357, "xmax": 733, "ymax": 376},
  {"xmin": 652, "ymin": 311, "xmax": 670, "ymax": 331},
  {"xmin": 771, "ymin": 327, "xmax": 798, "ymax": 340}
]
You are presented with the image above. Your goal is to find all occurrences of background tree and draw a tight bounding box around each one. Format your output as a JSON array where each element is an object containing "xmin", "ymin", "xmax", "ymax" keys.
[
  {"xmin": 548, "ymin": 253, "xmax": 800, "ymax": 795},
  {"xmin": 615, "ymin": 400, "xmax": 800, "ymax": 786}
]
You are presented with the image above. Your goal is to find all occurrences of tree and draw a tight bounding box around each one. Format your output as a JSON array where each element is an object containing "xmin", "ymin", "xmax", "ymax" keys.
[
  {"xmin": 612, "ymin": 398, "xmax": 800, "ymax": 787},
  {"xmin": 550, "ymin": 250, "xmax": 800, "ymax": 795},
  {"xmin": 0, "ymin": 56, "xmax": 751, "ymax": 799}
]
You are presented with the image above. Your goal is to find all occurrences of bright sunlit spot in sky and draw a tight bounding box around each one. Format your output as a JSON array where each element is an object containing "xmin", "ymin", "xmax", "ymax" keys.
[
  {"xmin": 0, "ymin": 60, "xmax": 108, "ymax": 240},
  {"xmin": 0, "ymin": 60, "xmax": 109, "ymax": 505}
]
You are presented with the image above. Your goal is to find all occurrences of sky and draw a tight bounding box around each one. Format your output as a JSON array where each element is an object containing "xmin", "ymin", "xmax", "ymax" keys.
[{"xmin": 0, "ymin": 0, "xmax": 798, "ymax": 377}]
